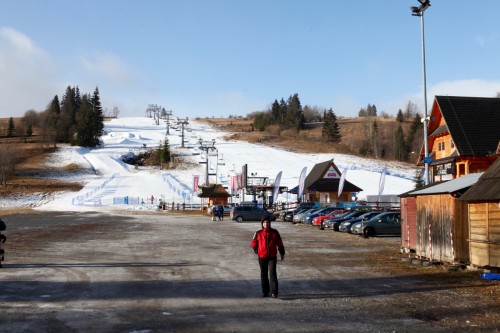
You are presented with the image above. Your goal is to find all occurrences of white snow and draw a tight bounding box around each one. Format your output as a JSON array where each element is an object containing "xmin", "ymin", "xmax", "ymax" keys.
[{"xmin": 1, "ymin": 117, "xmax": 418, "ymax": 212}]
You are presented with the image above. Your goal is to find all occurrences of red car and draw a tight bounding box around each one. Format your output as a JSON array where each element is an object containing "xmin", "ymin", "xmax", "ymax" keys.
[{"xmin": 312, "ymin": 210, "xmax": 344, "ymax": 226}]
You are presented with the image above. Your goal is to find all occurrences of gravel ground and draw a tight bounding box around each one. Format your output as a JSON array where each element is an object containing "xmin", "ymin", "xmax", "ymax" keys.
[{"xmin": 0, "ymin": 211, "xmax": 498, "ymax": 332}]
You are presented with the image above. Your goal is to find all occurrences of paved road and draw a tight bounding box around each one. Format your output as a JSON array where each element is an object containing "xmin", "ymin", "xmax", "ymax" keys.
[{"xmin": 0, "ymin": 212, "xmax": 498, "ymax": 332}]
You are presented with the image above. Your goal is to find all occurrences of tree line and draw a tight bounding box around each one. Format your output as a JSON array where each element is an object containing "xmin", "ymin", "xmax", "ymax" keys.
[
  {"xmin": 4, "ymin": 86, "xmax": 105, "ymax": 148},
  {"xmin": 248, "ymin": 94, "xmax": 423, "ymax": 164}
]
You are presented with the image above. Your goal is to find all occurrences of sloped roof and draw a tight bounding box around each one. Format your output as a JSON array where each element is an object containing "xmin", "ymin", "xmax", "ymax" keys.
[
  {"xmin": 304, "ymin": 160, "xmax": 362, "ymax": 193},
  {"xmin": 409, "ymin": 172, "xmax": 482, "ymax": 196},
  {"xmin": 198, "ymin": 184, "xmax": 231, "ymax": 198},
  {"xmin": 435, "ymin": 96, "xmax": 500, "ymax": 156},
  {"xmin": 459, "ymin": 157, "xmax": 500, "ymax": 201}
]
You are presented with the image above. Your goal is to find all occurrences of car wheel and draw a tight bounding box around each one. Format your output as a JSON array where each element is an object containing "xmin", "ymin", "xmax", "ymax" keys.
[
  {"xmin": 236, "ymin": 216, "xmax": 243, "ymax": 222},
  {"xmin": 363, "ymin": 227, "xmax": 375, "ymax": 238}
]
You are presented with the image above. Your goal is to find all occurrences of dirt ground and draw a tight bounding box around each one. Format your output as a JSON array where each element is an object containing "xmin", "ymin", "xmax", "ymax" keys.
[{"xmin": 0, "ymin": 211, "xmax": 498, "ymax": 332}]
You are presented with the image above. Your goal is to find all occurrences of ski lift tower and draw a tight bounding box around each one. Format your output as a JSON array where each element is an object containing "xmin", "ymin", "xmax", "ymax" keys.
[
  {"xmin": 198, "ymin": 138, "xmax": 218, "ymax": 185},
  {"xmin": 163, "ymin": 108, "xmax": 173, "ymax": 135},
  {"xmin": 177, "ymin": 117, "xmax": 189, "ymax": 148}
]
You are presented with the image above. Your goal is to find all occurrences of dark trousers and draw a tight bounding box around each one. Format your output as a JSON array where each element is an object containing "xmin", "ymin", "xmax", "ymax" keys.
[{"xmin": 258, "ymin": 257, "xmax": 278, "ymax": 296}]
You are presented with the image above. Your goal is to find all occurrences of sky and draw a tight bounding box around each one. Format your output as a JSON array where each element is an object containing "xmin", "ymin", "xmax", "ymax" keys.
[
  {"xmin": 0, "ymin": 116, "xmax": 416, "ymax": 211},
  {"xmin": 1, "ymin": 0, "xmax": 500, "ymax": 120}
]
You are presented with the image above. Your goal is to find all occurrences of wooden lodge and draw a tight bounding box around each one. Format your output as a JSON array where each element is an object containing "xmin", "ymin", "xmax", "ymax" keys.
[
  {"xmin": 302, "ymin": 160, "xmax": 362, "ymax": 204},
  {"xmin": 459, "ymin": 158, "xmax": 500, "ymax": 269},
  {"xmin": 418, "ymin": 96, "xmax": 500, "ymax": 182},
  {"xmin": 400, "ymin": 173, "xmax": 482, "ymax": 264}
]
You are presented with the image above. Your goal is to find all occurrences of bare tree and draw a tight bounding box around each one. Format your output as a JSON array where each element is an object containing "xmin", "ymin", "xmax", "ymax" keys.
[{"xmin": 0, "ymin": 143, "xmax": 17, "ymax": 185}]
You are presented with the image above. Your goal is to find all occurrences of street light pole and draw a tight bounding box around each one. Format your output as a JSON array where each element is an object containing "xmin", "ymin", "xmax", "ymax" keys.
[{"xmin": 411, "ymin": 0, "xmax": 431, "ymax": 185}]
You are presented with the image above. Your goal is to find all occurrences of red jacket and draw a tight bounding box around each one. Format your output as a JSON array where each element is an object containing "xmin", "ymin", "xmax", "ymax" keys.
[{"xmin": 251, "ymin": 227, "xmax": 285, "ymax": 259}]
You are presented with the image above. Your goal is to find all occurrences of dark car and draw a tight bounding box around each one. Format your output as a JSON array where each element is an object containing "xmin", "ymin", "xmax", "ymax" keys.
[
  {"xmin": 282, "ymin": 207, "xmax": 309, "ymax": 222},
  {"xmin": 302, "ymin": 207, "xmax": 338, "ymax": 224},
  {"xmin": 324, "ymin": 210, "xmax": 367, "ymax": 231},
  {"xmin": 351, "ymin": 212, "xmax": 401, "ymax": 237},
  {"xmin": 230, "ymin": 206, "xmax": 276, "ymax": 222},
  {"xmin": 338, "ymin": 211, "xmax": 382, "ymax": 233}
]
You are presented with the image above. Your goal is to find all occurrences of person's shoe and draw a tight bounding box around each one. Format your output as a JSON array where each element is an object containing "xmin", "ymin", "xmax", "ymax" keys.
[
  {"xmin": 271, "ymin": 293, "xmax": 278, "ymax": 298},
  {"xmin": 262, "ymin": 294, "xmax": 269, "ymax": 297}
]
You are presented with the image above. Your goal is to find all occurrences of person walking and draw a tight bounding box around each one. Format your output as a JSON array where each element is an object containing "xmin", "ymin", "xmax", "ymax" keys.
[
  {"xmin": 218, "ymin": 205, "xmax": 224, "ymax": 221},
  {"xmin": 211, "ymin": 206, "xmax": 217, "ymax": 221},
  {"xmin": 251, "ymin": 216, "xmax": 285, "ymax": 298}
]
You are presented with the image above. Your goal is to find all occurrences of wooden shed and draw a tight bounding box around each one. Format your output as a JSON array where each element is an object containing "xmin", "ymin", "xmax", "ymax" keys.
[
  {"xmin": 400, "ymin": 182, "xmax": 445, "ymax": 252},
  {"xmin": 198, "ymin": 184, "xmax": 231, "ymax": 208},
  {"xmin": 459, "ymin": 158, "xmax": 500, "ymax": 269},
  {"xmin": 402, "ymin": 173, "xmax": 482, "ymax": 264}
]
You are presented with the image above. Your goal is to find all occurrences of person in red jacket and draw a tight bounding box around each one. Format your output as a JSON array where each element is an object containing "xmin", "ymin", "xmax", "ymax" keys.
[{"xmin": 251, "ymin": 216, "xmax": 285, "ymax": 298}]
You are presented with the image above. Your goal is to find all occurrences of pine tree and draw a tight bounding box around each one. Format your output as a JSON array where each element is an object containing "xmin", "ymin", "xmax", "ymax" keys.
[
  {"xmin": 394, "ymin": 124, "xmax": 406, "ymax": 161},
  {"xmin": 396, "ymin": 109, "xmax": 404, "ymax": 123},
  {"xmin": 91, "ymin": 87, "xmax": 104, "ymax": 138},
  {"xmin": 371, "ymin": 121, "xmax": 379, "ymax": 158},
  {"xmin": 7, "ymin": 117, "xmax": 15, "ymax": 137},
  {"xmin": 322, "ymin": 108, "xmax": 342, "ymax": 143},
  {"xmin": 74, "ymin": 92, "xmax": 103, "ymax": 148},
  {"xmin": 60, "ymin": 86, "xmax": 76, "ymax": 142}
]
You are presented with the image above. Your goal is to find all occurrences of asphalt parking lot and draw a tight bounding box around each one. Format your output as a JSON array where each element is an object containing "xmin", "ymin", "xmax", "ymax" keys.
[{"xmin": 0, "ymin": 211, "xmax": 498, "ymax": 332}]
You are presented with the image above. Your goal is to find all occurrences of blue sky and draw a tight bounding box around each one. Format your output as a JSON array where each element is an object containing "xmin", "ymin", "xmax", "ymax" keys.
[{"xmin": 1, "ymin": 0, "xmax": 499, "ymax": 119}]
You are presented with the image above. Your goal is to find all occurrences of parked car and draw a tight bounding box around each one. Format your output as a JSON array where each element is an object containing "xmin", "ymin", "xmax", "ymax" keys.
[
  {"xmin": 338, "ymin": 211, "xmax": 382, "ymax": 233},
  {"xmin": 312, "ymin": 209, "xmax": 345, "ymax": 226},
  {"xmin": 302, "ymin": 207, "xmax": 338, "ymax": 224},
  {"xmin": 351, "ymin": 212, "xmax": 401, "ymax": 237},
  {"xmin": 324, "ymin": 210, "xmax": 367, "ymax": 231},
  {"xmin": 282, "ymin": 207, "xmax": 309, "ymax": 222},
  {"xmin": 298, "ymin": 208, "xmax": 325, "ymax": 224},
  {"xmin": 292, "ymin": 208, "xmax": 318, "ymax": 223},
  {"xmin": 230, "ymin": 206, "xmax": 276, "ymax": 222}
]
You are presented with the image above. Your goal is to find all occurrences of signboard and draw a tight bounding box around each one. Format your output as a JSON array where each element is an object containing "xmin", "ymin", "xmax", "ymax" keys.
[
  {"xmin": 423, "ymin": 157, "xmax": 434, "ymax": 164},
  {"xmin": 323, "ymin": 166, "xmax": 340, "ymax": 179}
]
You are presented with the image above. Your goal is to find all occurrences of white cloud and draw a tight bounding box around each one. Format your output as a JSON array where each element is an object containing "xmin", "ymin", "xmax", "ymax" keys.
[
  {"xmin": 79, "ymin": 52, "xmax": 142, "ymax": 88},
  {"xmin": 0, "ymin": 27, "xmax": 58, "ymax": 117}
]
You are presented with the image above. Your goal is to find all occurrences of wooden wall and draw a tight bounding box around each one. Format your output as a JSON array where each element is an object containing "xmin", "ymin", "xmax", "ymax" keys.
[
  {"xmin": 416, "ymin": 194, "xmax": 469, "ymax": 263},
  {"xmin": 401, "ymin": 197, "xmax": 417, "ymax": 251},
  {"xmin": 468, "ymin": 202, "xmax": 500, "ymax": 268}
]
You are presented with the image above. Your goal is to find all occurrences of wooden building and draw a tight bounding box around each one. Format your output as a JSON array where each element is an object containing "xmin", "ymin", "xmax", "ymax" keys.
[
  {"xmin": 400, "ymin": 173, "xmax": 482, "ymax": 264},
  {"xmin": 459, "ymin": 158, "xmax": 500, "ymax": 269},
  {"xmin": 418, "ymin": 96, "xmax": 500, "ymax": 182},
  {"xmin": 198, "ymin": 184, "xmax": 231, "ymax": 207},
  {"xmin": 302, "ymin": 160, "xmax": 362, "ymax": 204}
]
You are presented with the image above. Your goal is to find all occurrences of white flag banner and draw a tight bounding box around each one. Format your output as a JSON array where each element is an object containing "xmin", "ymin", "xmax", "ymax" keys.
[
  {"xmin": 298, "ymin": 167, "xmax": 307, "ymax": 202},
  {"xmin": 378, "ymin": 167, "xmax": 387, "ymax": 196},
  {"xmin": 337, "ymin": 168, "xmax": 348, "ymax": 198},
  {"xmin": 272, "ymin": 171, "xmax": 282, "ymax": 202}
]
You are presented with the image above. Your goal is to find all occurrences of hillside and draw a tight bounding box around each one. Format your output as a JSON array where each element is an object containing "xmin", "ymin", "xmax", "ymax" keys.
[{"xmin": 198, "ymin": 116, "xmax": 422, "ymax": 159}]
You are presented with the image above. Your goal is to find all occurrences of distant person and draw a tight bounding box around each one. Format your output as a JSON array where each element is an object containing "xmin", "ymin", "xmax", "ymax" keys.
[
  {"xmin": 218, "ymin": 205, "xmax": 224, "ymax": 221},
  {"xmin": 212, "ymin": 206, "xmax": 217, "ymax": 221},
  {"xmin": 251, "ymin": 217, "xmax": 285, "ymax": 298}
]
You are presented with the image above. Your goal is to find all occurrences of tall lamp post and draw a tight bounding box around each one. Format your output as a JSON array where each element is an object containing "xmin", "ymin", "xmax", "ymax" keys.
[{"xmin": 411, "ymin": 0, "xmax": 431, "ymax": 185}]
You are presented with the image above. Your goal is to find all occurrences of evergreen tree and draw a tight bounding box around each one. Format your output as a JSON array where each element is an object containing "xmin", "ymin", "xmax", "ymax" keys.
[
  {"xmin": 271, "ymin": 99, "xmax": 280, "ymax": 124},
  {"xmin": 396, "ymin": 109, "xmax": 404, "ymax": 123},
  {"xmin": 46, "ymin": 95, "xmax": 61, "ymax": 146},
  {"xmin": 7, "ymin": 117, "xmax": 15, "ymax": 137},
  {"xmin": 60, "ymin": 86, "xmax": 76, "ymax": 142},
  {"xmin": 394, "ymin": 124, "xmax": 406, "ymax": 161},
  {"xmin": 156, "ymin": 136, "xmax": 171, "ymax": 165},
  {"xmin": 371, "ymin": 120, "xmax": 379, "ymax": 158},
  {"xmin": 322, "ymin": 108, "xmax": 342, "ymax": 143},
  {"xmin": 91, "ymin": 86, "xmax": 104, "ymax": 138},
  {"xmin": 286, "ymin": 93, "xmax": 304, "ymax": 130},
  {"xmin": 74, "ymin": 94, "xmax": 102, "ymax": 147}
]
